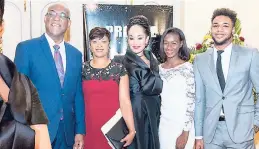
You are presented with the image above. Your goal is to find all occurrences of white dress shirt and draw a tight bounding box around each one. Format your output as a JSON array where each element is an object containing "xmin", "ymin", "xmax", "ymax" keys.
[
  {"xmin": 213, "ymin": 43, "xmax": 232, "ymax": 116},
  {"xmin": 45, "ymin": 33, "xmax": 66, "ymax": 72},
  {"xmin": 196, "ymin": 43, "xmax": 233, "ymax": 140}
]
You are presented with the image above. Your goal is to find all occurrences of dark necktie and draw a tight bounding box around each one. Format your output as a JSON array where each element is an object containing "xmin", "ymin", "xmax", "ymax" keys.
[
  {"xmin": 216, "ymin": 50, "xmax": 225, "ymax": 92},
  {"xmin": 217, "ymin": 50, "xmax": 225, "ymax": 114},
  {"xmin": 53, "ymin": 45, "xmax": 65, "ymax": 87}
]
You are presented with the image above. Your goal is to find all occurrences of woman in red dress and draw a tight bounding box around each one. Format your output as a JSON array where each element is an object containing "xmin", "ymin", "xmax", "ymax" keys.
[{"xmin": 82, "ymin": 27, "xmax": 136, "ymax": 149}]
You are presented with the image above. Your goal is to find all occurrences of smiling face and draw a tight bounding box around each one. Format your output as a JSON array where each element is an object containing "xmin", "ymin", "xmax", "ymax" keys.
[
  {"xmin": 127, "ymin": 25, "xmax": 149, "ymax": 55},
  {"xmin": 44, "ymin": 4, "xmax": 70, "ymax": 42},
  {"xmin": 90, "ymin": 36, "xmax": 110, "ymax": 58},
  {"xmin": 211, "ymin": 15, "xmax": 234, "ymax": 47},
  {"xmin": 163, "ymin": 33, "xmax": 183, "ymax": 60}
]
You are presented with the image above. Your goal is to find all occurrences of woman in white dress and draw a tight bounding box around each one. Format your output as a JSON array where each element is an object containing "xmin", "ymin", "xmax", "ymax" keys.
[{"xmin": 158, "ymin": 27, "xmax": 195, "ymax": 149}]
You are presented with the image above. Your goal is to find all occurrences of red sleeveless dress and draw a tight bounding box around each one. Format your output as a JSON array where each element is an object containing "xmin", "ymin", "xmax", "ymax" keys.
[{"xmin": 82, "ymin": 61, "xmax": 127, "ymax": 149}]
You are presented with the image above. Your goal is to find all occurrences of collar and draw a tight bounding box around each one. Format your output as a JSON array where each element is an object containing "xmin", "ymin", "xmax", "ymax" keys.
[
  {"xmin": 213, "ymin": 43, "xmax": 232, "ymax": 55},
  {"xmin": 125, "ymin": 49, "xmax": 159, "ymax": 71},
  {"xmin": 44, "ymin": 33, "xmax": 64, "ymax": 47}
]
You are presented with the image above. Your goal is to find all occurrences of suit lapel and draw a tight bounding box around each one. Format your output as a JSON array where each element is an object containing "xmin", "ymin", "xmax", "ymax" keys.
[
  {"xmin": 39, "ymin": 35, "xmax": 61, "ymax": 88},
  {"xmin": 207, "ymin": 48, "xmax": 221, "ymax": 93},
  {"xmin": 224, "ymin": 45, "xmax": 239, "ymax": 94},
  {"xmin": 62, "ymin": 43, "xmax": 72, "ymax": 88}
]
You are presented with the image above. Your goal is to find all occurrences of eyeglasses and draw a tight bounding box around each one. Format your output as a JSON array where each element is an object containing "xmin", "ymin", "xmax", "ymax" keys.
[{"xmin": 46, "ymin": 10, "xmax": 70, "ymax": 20}]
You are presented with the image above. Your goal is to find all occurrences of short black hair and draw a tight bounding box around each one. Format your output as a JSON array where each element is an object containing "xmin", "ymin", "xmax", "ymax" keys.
[
  {"xmin": 211, "ymin": 8, "xmax": 237, "ymax": 26},
  {"xmin": 127, "ymin": 15, "xmax": 151, "ymax": 38},
  {"xmin": 0, "ymin": 0, "xmax": 4, "ymax": 24},
  {"xmin": 160, "ymin": 27, "xmax": 190, "ymax": 62},
  {"xmin": 89, "ymin": 27, "xmax": 111, "ymax": 42}
]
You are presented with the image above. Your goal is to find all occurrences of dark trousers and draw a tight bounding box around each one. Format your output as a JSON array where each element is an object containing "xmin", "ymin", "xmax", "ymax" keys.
[{"xmin": 52, "ymin": 121, "xmax": 73, "ymax": 149}]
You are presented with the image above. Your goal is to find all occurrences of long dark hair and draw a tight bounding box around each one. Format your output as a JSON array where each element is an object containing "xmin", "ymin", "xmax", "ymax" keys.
[
  {"xmin": 0, "ymin": 0, "xmax": 4, "ymax": 25},
  {"xmin": 160, "ymin": 27, "xmax": 190, "ymax": 62}
]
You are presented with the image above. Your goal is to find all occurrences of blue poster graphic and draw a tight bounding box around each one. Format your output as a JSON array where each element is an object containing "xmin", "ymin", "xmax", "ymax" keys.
[{"xmin": 83, "ymin": 4, "xmax": 173, "ymax": 62}]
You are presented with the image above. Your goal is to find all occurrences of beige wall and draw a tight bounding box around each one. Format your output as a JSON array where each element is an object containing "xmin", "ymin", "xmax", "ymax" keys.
[
  {"xmin": 182, "ymin": 0, "xmax": 259, "ymax": 49},
  {"xmin": 3, "ymin": 0, "xmax": 259, "ymax": 148},
  {"xmin": 183, "ymin": 0, "xmax": 259, "ymax": 147},
  {"xmin": 4, "ymin": 0, "xmax": 259, "ymax": 57},
  {"xmin": 181, "ymin": 0, "xmax": 259, "ymax": 147}
]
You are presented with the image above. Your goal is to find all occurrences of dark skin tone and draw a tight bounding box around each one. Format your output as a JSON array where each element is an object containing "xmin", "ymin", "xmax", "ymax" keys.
[
  {"xmin": 161, "ymin": 33, "xmax": 189, "ymax": 149},
  {"xmin": 195, "ymin": 15, "xmax": 259, "ymax": 149},
  {"xmin": 195, "ymin": 15, "xmax": 235, "ymax": 149}
]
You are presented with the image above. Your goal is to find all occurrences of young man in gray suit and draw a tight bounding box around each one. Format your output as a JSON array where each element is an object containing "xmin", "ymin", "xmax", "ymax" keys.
[{"xmin": 194, "ymin": 8, "xmax": 259, "ymax": 149}]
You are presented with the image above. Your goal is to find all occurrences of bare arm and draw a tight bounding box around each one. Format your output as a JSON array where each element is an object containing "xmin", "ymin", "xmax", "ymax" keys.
[
  {"xmin": 0, "ymin": 73, "xmax": 51, "ymax": 148},
  {"xmin": 0, "ymin": 76, "xmax": 9, "ymax": 102},
  {"xmin": 119, "ymin": 74, "xmax": 135, "ymax": 133},
  {"xmin": 119, "ymin": 74, "xmax": 136, "ymax": 146},
  {"xmin": 30, "ymin": 124, "xmax": 52, "ymax": 149},
  {"xmin": 28, "ymin": 76, "xmax": 51, "ymax": 148}
]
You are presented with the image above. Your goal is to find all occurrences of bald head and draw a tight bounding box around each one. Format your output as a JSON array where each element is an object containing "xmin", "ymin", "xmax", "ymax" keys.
[
  {"xmin": 44, "ymin": 2, "xmax": 71, "ymax": 43},
  {"xmin": 47, "ymin": 3, "xmax": 70, "ymax": 18}
]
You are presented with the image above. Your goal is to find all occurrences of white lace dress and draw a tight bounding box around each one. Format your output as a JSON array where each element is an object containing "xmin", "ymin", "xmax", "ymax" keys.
[{"xmin": 159, "ymin": 62, "xmax": 195, "ymax": 149}]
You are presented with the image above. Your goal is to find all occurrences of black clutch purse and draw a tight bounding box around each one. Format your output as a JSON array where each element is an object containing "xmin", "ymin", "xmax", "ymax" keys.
[{"xmin": 101, "ymin": 109, "xmax": 128, "ymax": 149}]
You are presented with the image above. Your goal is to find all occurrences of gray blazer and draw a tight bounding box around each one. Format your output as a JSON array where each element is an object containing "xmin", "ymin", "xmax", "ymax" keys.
[{"xmin": 194, "ymin": 44, "xmax": 259, "ymax": 143}]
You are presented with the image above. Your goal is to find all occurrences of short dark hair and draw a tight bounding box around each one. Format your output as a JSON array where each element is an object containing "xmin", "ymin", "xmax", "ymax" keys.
[
  {"xmin": 0, "ymin": 0, "xmax": 4, "ymax": 24},
  {"xmin": 211, "ymin": 8, "xmax": 237, "ymax": 26},
  {"xmin": 160, "ymin": 27, "xmax": 190, "ymax": 62},
  {"xmin": 127, "ymin": 15, "xmax": 151, "ymax": 38},
  {"xmin": 89, "ymin": 27, "xmax": 111, "ymax": 42}
]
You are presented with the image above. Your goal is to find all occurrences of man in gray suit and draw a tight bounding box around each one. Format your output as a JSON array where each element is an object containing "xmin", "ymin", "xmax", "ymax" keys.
[{"xmin": 194, "ymin": 8, "xmax": 259, "ymax": 149}]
